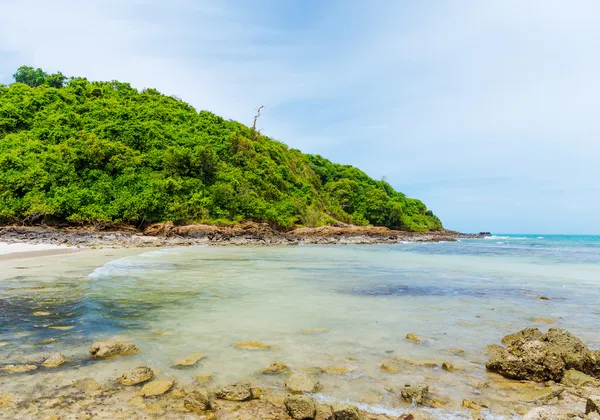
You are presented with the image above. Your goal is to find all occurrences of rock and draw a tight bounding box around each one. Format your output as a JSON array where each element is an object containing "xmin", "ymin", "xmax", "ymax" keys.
[
  {"xmin": 300, "ymin": 328, "xmax": 329, "ymax": 335},
  {"xmin": 0, "ymin": 342, "xmax": 7, "ymax": 348},
  {"xmin": 322, "ymin": 366, "xmax": 350, "ymax": 375},
  {"xmin": 587, "ymin": 397, "xmax": 600, "ymax": 414},
  {"xmin": 406, "ymin": 333, "xmax": 423, "ymax": 344},
  {"xmin": 117, "ymin": 366, "xmax": 154, "ymax": 386},
  {"xmin": 524, "ymin": 406, "xmax": 586, "ymax": 419},
  {"xmin": 400, "ymin": 384, "xmax": 429, "ymax": 405},
  {"xmin": 73, "ymin": 378, "xmax": 102, "ymax": 394},
  {"xmin": 33, "ymin": 311, "xmax": 51, "ymax": 316},
  {"xmin": 331, "ymin": 403, "xmax": 365, "ymax": 420},
  {"xmin": 262, "ymin": 362, "xmax": 288, "ymax": 374},
  {"xmin": 0, "ymin": 392, "xmax": 14, "ymax": 407},
  {"xmin": 184, "ymin": 388, "xmax": 212, "ymax": 413},
  {"xmin": 48, "ymin": 326, "xmax": 74, "ymax": 330},
  {"xmin": 0, "ymin": 364, "xmax": 38, "ymax": 373},
  {"xmin": 531, "ymin": 317, "xmax": 556, "ymax": 324},
  {"xmin": 486, "ymin": 328, "xmax": 598, "ymax": 381},
  {"xmin": 90, "ymin": 340, "xmax": 139, "ymax": 358},
  {"xmin": 501, "ymin": 327, "xmax": 543, "ymax": 346},
  {"xmin": 139, "ymin": 380, "xmax": 174, "ymax": 397},
  {"xmin": 441, "ymin": 362, "xmax": 455, "ymax": 372},
  {"xmin": 539, "ymin": 295, "xmax": 551, "ymax": 300},
  {"xmin": 173, "ymin": 353, "xmax": 205, "ymax": 368},
  {"xmin": 461, "ymin": 399, "xmax": 487, "ymax": 410},
  {"xmin": 561, "ymin": 369, "xmax": 598, "ymax": 387},
  {"xmin": 484, "ymin": 344, "xmax": 504, "ymax": 357},
  {"xmin": 285, "ymin": 394, "xmax": 316, "ymax": 419},
  {"xmin": 380, "ymin": 358, "xmax": 401, "ymax": 373},
  {"xmin": 194, "ymin": 374, "xmax": 214, "ymax": 385},
  {"xmin": 286, "ymin": 372, "xmax": 321, "ymax": 394},
  {"xmin": 42, "ymin": 353, "xmax": 67, "ymax": 368},
  {"xmin": 234, "ymin": 341, "xmax": 271, "ymax": 350},
  {"xmin": 445, "ymin": 348, "xmax": 465, "ymax": 355},
  {"xmin": 215, "ymin": 381, "xmax": 254, "ymax": 401},
  {"xmin": 315, "ymin": 404, "xmax": 334, "ymax": 420}
]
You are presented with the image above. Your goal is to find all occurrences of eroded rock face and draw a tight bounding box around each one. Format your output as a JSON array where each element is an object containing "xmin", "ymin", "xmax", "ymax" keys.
[
  {"xmin": 486, "ymin": 328, "xmax": 599, "ymax": 381},
  {"xmin": 285, "ymin": 394, "xmax": 316, "ymax": 419},
  {"xmin": 285, "ymin": 372, "xmax": 321, "ymax": 394},
  {"xmin": 215, "ymin": 381, "xmax": 254, "ymax": 401},
  {"xmin": 90, "ymin": 340, "xmax": 139, "ymax": 358},
  {"xmin": 400, "ymin": 384, "xmax": 429, "ymax": 405},
  {"xmin": 184, "ymin": 388, "xmax": 212, "ymax": 413},
  {"xmin": 42, "ymin": 353, "xmax": 67, "ymax": 368},
  {"xmin": 117, "ymin": 366, "xmax": 154, "ymax": 386}
]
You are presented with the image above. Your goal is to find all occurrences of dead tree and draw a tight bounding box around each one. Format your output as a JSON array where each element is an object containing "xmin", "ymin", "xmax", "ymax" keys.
[{"xmin": 252, "ymin": 105, "xmax": 264, "ymax": 139}]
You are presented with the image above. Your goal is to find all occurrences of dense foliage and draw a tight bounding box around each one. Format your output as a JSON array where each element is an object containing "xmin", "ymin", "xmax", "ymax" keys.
[{"xmin": 0, "ymin": 66, "xmax": 442, "ymax": 231}]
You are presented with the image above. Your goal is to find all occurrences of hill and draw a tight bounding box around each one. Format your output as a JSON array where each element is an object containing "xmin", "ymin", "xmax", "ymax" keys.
[{"xmin": 0, "ymin": 66, "xmax": 442, "ymax": 231}]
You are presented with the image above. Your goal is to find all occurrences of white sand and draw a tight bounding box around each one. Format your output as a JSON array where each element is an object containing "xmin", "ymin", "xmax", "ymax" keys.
[{"xmin": 0, "ymin": 241, "xmax": 69, "ymax": 255}]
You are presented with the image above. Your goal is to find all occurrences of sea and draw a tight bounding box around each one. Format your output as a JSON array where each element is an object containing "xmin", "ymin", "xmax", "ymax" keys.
[{"xmin": 1, "ymin": 234, "xmax": 599, "ymax": 418}]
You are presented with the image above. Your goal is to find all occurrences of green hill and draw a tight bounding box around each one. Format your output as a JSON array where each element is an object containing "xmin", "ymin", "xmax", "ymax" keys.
[{"xmin": 0, "ymin": 66, "xmax": 442, "ymax": 231}]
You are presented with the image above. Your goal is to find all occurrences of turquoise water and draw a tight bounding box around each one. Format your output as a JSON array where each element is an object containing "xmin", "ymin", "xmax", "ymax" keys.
[{"xmin": 1, "ymin": 235, "xmax": 599, "ymax": 418}]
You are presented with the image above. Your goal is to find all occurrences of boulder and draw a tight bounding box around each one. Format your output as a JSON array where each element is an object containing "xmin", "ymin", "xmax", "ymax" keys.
[
  {"xmin": 587, "ymin": 397, "xmax": 600, "ymax": 414},
  {"xmin": 315, "ymin": 404, "xmax": 334, "ymax": 420},
  {"xmin": 90, "ymin": 340, "xmax": 139, "ymax": 358},
  {"xmin": 173, "ymin": 353, "xmax": 205, "ymax": 368},
  {"xmin": 234, "ymin": 341, "xmax": 271, "ymax": 350},
  {"xmin": 0, "ymin": 364, "xmax": 37, "ymax": 373},
  {"xmin": 400, "ymin": 384, "xmax": 429, "ymax": 405},
  {"xmin": 184, "ymin": 388, "xmax": 212, "ymax": 413},
  {"xmin": 486, "ymin": 328, "xmax": 598, "ymax": 381},
  {"xmin": 215, "ymin": 381, "xmax": 253, "ymax": 401},
  {"xmin": 262, "ymin": 362, "xmax": 288, "ymax": 374},
  {"xmin": 285, "ymin": 372, "xmax": 321, "ymax": 394},
  {"xmin": 42, "ymin": 353, "xmax": 67, "ymax": 368},
  {"xmin": 561, "ymin": 369, "xmax": 598, "ymax": 387},
  {"xmin": 285, "ymin": 394, "xmax": 316, "ymax": 419},
  {"xmin": 441, "ymin": 362, "xmax": 455, "ymax": 372},
  {"xmin": 484, "ymin": 344, "xmax": 504, "ymax": 357},
  {"xmin": 406, "ymin": 333, "xmax": 423, "ymax": 344},
  {"xmin": 331, "ymin": 403, "xmax": 365, "ymax": 420},
  {"xmin": 139, "ymin": 380, "xmax": 174, "ymax": 397},
  {"xmin": 117, "ymin": 366, "xmax": 154, "ymax": 386}
]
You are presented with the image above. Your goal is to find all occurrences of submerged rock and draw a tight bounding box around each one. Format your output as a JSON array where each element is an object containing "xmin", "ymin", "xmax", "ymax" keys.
[
  {"xmin": 215, "ymin": 381, "xmax": 254, "ymax": 401},
  {"xmin": 486, "ymin": 328, "xmax": 599, "ymax": 381},
  {"xmin": 184, "ymin": 388, "xmax": 212, "ymax": 413},
  {"xmin": 400, "ymin": 384, "xmax": 429, "ymax": 405},
  {"xmin": 194, "ymin": 374, "xmax": 214, "ymax": 385},
  {"xmin": 1, "ymin": 364, "xmax": 38, "ymax": 373},
  {"xmin": 322, "ymin": 366, "xmax": 350, "ymax": 375},
  {"xmin": 406, "ymin": 333, "xmax": 423, "ymax": 344},
  {"xmin": 285, "ymin": 394, "xmax": 316, "ymax": 419},
  {"xmin": 300, "ymin": 328, "xmax": 329, "ymax": 335},
  {"xmin": 139, "ymin": 380, "xmax": 174, "ymax": 397},
  {"xmin": 331, "ymin": 403, "xmax": 365, "ymax": 420},
  {"xmin": 380, "ymin": 358, "xmax": 401, "ymax": 374},
  {"xmin": 72, "ymin": 378, "xmax": 102, "ymax": 394},
  {"xmin": 234, "ymin": 340, "xmax": 271, "ymax": 350},
  {"xmin": 531, "ymin": 317, "xmax": 556, "ymax": 324},
  {"xmin": 90, "ymin": 340, "xmax": 140, "ymax": 358},
  {"xmin": 285, "ymin": 372, "xmax": 321, "ymax": 394},
  {"xmin": 445, "ymin": 348, "xmax": 465, "ymax": 355},
  {"xmin": 173, "ymin": 353, "xmax": 205, "ymax": 368},
  {"xmin": 117, "ymin": 366, "xmax": 154, "ymax": 386},
  {"xmin": 42, "ymin": 353, "xmax": 67, "ymax": 368},
  {"xmin": 262, "ymin": 362, "xmax": 288, "ymax": 374}
]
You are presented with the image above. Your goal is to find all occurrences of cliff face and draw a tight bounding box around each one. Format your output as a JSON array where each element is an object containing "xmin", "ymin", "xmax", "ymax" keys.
[{"xmin": 0, "ymin": 69, "xmax": 441, "ymax": 231}]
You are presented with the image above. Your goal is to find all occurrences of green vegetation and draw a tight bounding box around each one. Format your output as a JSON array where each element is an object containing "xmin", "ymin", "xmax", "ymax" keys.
[{"xmin": 0, "ymin": 66, "xmax": 442, "ymax": 231}]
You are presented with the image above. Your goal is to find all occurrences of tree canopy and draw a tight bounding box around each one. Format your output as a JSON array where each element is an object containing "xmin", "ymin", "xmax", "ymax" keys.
[{"xmin": 0, "ymin": 68, "xmax": 442, "ymax": 231}]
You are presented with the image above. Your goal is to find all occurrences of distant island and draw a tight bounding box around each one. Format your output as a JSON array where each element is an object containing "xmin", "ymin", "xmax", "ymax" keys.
[{"xmin": 0, "ymin": 66, "xmax": 441, "ymax": 232}]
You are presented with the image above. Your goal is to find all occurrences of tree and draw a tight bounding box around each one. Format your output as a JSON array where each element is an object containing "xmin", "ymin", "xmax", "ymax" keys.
[{"xmin": 13, "ymin": 66, "xmax": 48, "ymax": 87}]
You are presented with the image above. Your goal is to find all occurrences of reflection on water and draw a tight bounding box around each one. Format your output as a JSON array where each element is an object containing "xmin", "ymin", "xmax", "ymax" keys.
[{"xmin": 1, "ymin": 238, "xmax": 600, "ymax": 416}]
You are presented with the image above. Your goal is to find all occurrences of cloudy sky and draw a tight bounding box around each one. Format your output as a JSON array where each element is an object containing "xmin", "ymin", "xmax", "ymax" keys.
[{"xmin": 1, "ymin": 0, "xmax": 599, "ymax": 233}]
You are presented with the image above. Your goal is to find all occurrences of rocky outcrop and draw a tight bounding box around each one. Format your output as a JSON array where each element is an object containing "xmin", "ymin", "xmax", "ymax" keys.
[
  {"xmin": 400, "ymin": 384, "xmax": 429, "ymax": 405},
  {"xmin": 89, "ymin": 340, "xmax": 139, "ymax": 358},
  {"xmin": 117, "ymin": 366, "xmax": 154, "ymax": 386},
  {"xmin": 285, "ymin": 372, "xmax": 321, "ymax": 394},
  {"xmin": 184, "ymin": 388, "xmax": 213, "ymax": 413},
  {"xmin": 215, "ymin": 381, "xmax": 254, "ymax": 401},
  {"xmin": 285, "ymin": 394, "xmax": 316, "ymax": 419},
  {"xmin": 42, "ymin": 353, "xmax": 67, "ymax": 368},
  {"xmin": 486, "ymin": 328, "xmax": 600, "ymax": 381}
]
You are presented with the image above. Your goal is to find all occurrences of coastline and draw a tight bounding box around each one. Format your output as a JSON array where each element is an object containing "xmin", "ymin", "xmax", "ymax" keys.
[{"xmin": 0, "ymin": 223, "xmax": 484, "ymax": 249}]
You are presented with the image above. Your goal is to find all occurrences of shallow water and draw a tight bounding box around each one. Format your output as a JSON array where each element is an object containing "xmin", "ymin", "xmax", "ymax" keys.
[{"xmin": 1, "ymin": 235, "xmax": 599, "ymax": 418}]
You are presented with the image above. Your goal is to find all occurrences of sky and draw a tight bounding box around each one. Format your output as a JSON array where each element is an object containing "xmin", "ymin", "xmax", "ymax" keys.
[{"xmin": 1, "ymin": 0, "xmax": 599, "ymax": 234}]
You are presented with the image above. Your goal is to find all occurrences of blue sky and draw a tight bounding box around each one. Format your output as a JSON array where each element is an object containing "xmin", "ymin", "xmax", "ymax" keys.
[{"xmin": 1, "ymin": 1, "xmax": 599, "ymax": 234}]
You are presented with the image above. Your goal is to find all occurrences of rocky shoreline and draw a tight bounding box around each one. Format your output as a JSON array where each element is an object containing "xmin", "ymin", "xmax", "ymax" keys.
[
  {"xmin": 0, "ymin": 223, "xmax": 484, "ymax": 249},
  {"xmin": 1, "ymin": 328, "xmax": 600, "ymax": 419}
]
